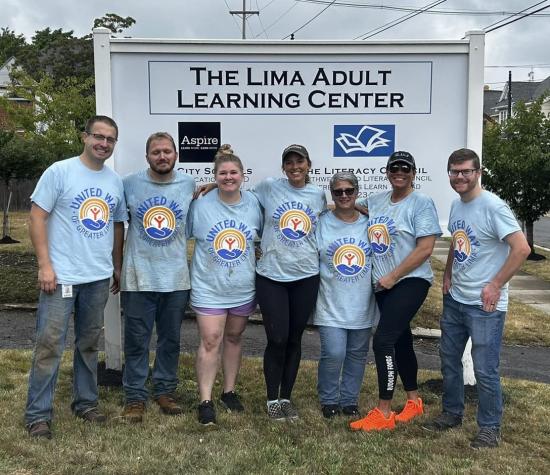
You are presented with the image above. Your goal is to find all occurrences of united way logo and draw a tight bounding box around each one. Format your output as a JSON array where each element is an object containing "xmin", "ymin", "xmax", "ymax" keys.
[
  {"xmin": 279, "ymin": 210, "xmax": 312, "ymax": 241},
  {"xmin": 334, "ymin": 125, "xmax": 395, "ymax": 157},
  {"xmin": 213, "ymin": 229, "xmax": 246, "ymax": 261},
  {"xmin": 368, "ymin": 224, "xmax": 392, "ymax": 255},
  {"xmin": 333, "ymin": 245, "xmax": 366, "ymax": 277},
  {"xmin": 452, "ymin": 230, "xmax": 472, "ymax": 263},
  {"xmin": 143, "ymin": 206, "xmax": 176, "ymax": 241},
  {"xmin": 79, "ymin": 198, "xmax": 109, "ymax": 231}
]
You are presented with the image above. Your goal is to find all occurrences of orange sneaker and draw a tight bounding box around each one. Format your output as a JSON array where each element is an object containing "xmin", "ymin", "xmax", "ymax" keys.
[
  {"xmin": 395, "ymin": 398, "xmax": 424, "ymax": 423},
  {"xmin": 349, "ymin": 407, "xmax": 396, "ymax": 432}
]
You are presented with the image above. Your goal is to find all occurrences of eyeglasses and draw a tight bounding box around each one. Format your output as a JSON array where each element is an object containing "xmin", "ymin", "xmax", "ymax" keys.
[
  {"xmin": 448, "ymin": 168, "xmax": 479, "ymax": 177},
  {"xmin": 388, "ymin": 163, "xmax": 412, "ymax": 174},
  {"xmin": 88, "ymin": 133, "xmax": 117, "ymax": 145},
  {"xmin": 332, "ymin": 188, "xmax": 356, "ymax": 197}
]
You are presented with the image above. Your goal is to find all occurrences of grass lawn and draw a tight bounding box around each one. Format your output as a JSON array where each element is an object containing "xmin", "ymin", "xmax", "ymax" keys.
[
  {"xmin": 0, "ymin": 351, "xmax": 549, "ymax": 475},
  {"xmin": 2, "ymin": 211, "xmax": 550, "ymax": 346}
]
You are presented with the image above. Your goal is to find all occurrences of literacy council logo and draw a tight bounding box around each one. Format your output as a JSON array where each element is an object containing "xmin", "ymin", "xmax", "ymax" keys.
[
  {"xmin": 213, "ymin": 229, "xmax": 246, "ymax": 261},
  {"xmin": 143, "ymin": 206, "xmax": 176, "ymax": 240},
  {"xmin": 332, "ymin": 244, "xmax": 366, "ymax": 277},
  {"xmin": 279, "ymin": 210, "xmax": 312, "ymax": 241},
  {"xmin": 333, "ymin": 125, "xmax": 395, "ymax": 157}
]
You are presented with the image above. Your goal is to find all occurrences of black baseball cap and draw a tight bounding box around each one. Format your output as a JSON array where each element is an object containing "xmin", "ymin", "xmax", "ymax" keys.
[
  {"xmin": 282, "ymin": 144, "xmax": 309, "ymax": 162},
  {"xmin": 387, "ymin": 150, "xmax": 416, "ymax": 169}
]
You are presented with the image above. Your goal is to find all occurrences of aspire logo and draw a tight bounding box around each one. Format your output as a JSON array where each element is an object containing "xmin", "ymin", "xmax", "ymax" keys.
[
  {"xmin": 178, "ymin": 122, "xmax": 221, "ymax": 163},
  {"xmin": 333, "ymin": 124, "xmax": 395, "ymax": 157}
]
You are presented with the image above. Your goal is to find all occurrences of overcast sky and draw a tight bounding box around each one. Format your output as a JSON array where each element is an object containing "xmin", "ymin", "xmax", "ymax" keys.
[{"xmin": 4, "ymin": 0, "xmax": 550, "ymax": 89}]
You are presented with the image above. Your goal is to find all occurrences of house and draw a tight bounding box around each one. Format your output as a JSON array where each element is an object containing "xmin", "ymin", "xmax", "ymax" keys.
[
  {"xmin": 487, "ymin": 75, "xmax": 550, "ymax": 123},
  {"xmin": 0, "ymin": 57, "xmax": 32, "ymax": 129}
]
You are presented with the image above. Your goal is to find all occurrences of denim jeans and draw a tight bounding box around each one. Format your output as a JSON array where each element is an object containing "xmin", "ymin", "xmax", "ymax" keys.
[
  {"xmin": 121, "ymin": 290, "xmax": 189, "ymax": 402},
  {"xmin": 440, "ymin": 294, "xmax": 506, "ymax": 428},
  {"xmin": 317, "ymin": 326, "xmax": 371, "ymax": 407},
  {"xmin": 25, "ymin": 279, "xmax": 110, "ymax": 426}
]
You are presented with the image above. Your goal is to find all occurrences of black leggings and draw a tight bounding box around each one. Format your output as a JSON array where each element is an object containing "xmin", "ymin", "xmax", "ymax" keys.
[
  {"xmin": 373, "ymin": 277, "xmax": 430, "ymax": 400},
  {"xmin": 256, "ymin": 273, "xmax": 320, "ymax": 400}
]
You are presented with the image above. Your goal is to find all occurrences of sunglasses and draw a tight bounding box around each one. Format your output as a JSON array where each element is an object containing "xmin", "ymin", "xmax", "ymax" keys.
[
  {"xmin": 389, "ymin": 163, "xmax": 412, "ymax": 174},
  {"xmin": 332, "ymin": 188, "xmax": 356, "ymax": 197}
]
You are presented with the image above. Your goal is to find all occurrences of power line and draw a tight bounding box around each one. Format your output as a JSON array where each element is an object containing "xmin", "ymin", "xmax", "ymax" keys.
[
  {"xmin": 258, "ymin": 0, "xmax": 279, "ymax": 11},
  {"xmin": 255, "ymin": 1, "xmax": 299, "ymax": 37},
  {"xmin": 482, "ymin": 1, "xmax": 548, "ymax": 31},
  {"xmin": 224, "ymin": 0, "xmax": 243, "ymax": 33},
  {"xmin": 354, "ymin": 0, "xmax": 446, "ymax": 40},
  {"xmin": 485, "ymin": 3, "xmax": 550, "ymax": 33},
  {"xmin": 255, "ymin": 0, "xmax": 270, "ymax": 38},
  {"xmin": 282, "ymin": 0, "xmax": 337, "ymax": 39},
  {"xmin": 229, "ymin": 0, "xmax": 259, "ymax": 39},
  {"xmin": 295, "ymin": 0, "xmax": 550, "ymax": 16}
]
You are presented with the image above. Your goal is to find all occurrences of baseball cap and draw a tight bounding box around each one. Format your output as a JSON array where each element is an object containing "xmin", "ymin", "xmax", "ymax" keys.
[
  {"xmin": 282, "ymin": 144, "xmax": 309, "ymax": 162},
  {"xmin": 387, "ymin": 150, "xmax": 416, "ymax": 169}
]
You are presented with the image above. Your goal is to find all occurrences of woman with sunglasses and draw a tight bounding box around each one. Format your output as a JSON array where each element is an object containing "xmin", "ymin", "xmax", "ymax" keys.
[
  {"xmin": 350, "ymin": 150, "xmax": 441, "ymax": 432},
  {"xmin": 314, "ymin": 172, "xmax": 378, "ymax": 419}
]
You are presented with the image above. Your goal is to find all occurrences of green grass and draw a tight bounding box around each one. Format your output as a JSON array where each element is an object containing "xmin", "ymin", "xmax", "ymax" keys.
[
  {"xmin": 0, "ymin": 351, "xmax": 549, "ymax": 474},
  {"xmin": 523, "ymin": 246, "xmax": 550, "ymax": 281}
]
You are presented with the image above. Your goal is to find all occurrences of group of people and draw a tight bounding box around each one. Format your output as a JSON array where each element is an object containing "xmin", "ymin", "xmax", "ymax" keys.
[{"xmin": 24, "ymin": 115, "xmax": 530, "ymax": 451}]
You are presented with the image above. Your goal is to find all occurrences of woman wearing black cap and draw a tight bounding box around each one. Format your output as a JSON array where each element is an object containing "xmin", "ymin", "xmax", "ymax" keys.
[
  {"xmin": 350, "ymin": 150, "xmax": 441, "ymax": 432},
  {"xmin": 253, "ymin": 144, "xmax": 326, "ymax": 421}
]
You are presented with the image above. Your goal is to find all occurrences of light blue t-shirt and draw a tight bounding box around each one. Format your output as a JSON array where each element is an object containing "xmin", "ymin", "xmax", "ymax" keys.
[
  {"xmin": 365, "ymin": 191, "xmax": 442, "ymax": 287},
  {"xmin": 30, "ymin": 156, "xmax": 127, "ymax": 285},
  {"xmin": 121, "ymin": 169, "xmax": 195, "ymax": 292},
  {"xmin": 253, "ymin": 177, "xmax": 327, "ymax": 282},
  {"xmin": 314, "ymin": 211, "xmax": 379, "ymax": 329},
  {"xmin": 448, "ymin": 190, "xmax": 521, "ymax": 311},
  {"xmin": 187, "ymin": 190, "xmax": 263, "ymax": 308}
]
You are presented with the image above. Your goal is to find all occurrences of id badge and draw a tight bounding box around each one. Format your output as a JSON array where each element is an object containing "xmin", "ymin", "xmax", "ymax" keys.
[{"xmin": 61, "ymin": 284, "xmax": 73, "ymax": 298}]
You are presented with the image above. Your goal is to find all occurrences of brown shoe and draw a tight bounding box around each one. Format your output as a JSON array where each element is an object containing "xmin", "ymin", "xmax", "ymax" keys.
[
  {"xmin": 121, "ymin": 401, "xmax": 146, "ymax": 423},
  {"xmin": 155, "ymin": 394, "xmax": 183, "ymax": 415},
  {"xmin": 75, "ymin": 407, "xmax": 107, "ymax": 424},
  {"xmin": 28, "ymin": 420, "xmax": 52, "ymax": 439}
]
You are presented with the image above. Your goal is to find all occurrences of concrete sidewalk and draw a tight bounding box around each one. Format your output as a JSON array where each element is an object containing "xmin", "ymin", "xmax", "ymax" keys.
[{"xmin": 432, "ymin": 239, "xmax": 550, "ymax": 315}]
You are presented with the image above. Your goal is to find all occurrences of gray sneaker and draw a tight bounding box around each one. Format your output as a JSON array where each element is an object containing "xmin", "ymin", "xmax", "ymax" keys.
[
  {"xmin": 267, "ymin": 400, "xmax": 285, "ymax": 421},
  {"xmin": 422, "ymin": 412, "xmax": 462, "ymax": 432},
  {"xmin": 279, "ymin": 399, "xmax": 299, "ymax": 421},
  {"xmin": 470, "ymin": 427, "xmax": 501, "ymax": 449}
]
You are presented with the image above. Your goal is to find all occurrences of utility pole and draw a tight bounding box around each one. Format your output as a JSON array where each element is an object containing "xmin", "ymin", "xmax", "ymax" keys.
[
  {"xmin": 230, "ymin": 0, "xmax": 259, "ymax": 39},
  {"xmin": 508, "ymin": 70, "xmax": 512, "ymax": 119}
]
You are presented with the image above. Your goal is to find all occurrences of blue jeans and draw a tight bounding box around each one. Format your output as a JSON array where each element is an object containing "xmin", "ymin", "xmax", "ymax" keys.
[
  {"xmin": 122, "ymin": 290, "xmax": 189, "ymax": 402},
  {"xmin": 440, "ymin": 294, "xmax": 506, "ymax": 428},
  {"xmin": 317, "ymin": 326, "xmax": 371, "ymax": 407},
  {"xmin": 25, "ymin": 279, "xmax": 110, "ymax": 425}
]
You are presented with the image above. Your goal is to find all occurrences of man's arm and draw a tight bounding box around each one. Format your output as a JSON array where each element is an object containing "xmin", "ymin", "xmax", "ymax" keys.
[
  {"xmin": 29, "ymin": 203, "xmax": 56, "ymax": 294},
  {"xmin": 111, "ymin": 222, "xmax": 124, "ymax": 294},
  {"xmin": 377, "ymin": 235, "xmax": 436, "ymax": 290},
  {"xmin": 442, "ymin": 243, "xmax": 454, "ymax": 294},
  {"xmin": 481, "ymin": 230, "xmax": 531, "ymax": 311}
]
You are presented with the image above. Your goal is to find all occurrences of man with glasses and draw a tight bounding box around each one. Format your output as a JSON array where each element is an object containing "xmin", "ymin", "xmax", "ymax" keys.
[
  {"xmin": 423, "ymin": 148, "xmax": 530, "ymax": 449},
  {"xmin": 25, "ymin": 115, "xmax": 127, "ymax": 439}
]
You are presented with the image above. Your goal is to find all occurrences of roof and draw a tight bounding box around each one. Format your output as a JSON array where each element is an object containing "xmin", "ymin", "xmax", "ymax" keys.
[
  {"xmin": 483, "ymin": 89, "xmax": 501, "ymax": 116},
  {"xmin": 0, "ymin": 57, "xmax": 16, "ymax": 88},
  {"xmin": 493, "ymin": 75, "xmax": 550, "ymax": 109}
]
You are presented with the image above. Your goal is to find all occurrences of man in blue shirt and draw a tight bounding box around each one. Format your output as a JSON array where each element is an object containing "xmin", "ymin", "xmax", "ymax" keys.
[
  {"xmin": 424, "ymin": 148, "xmax": 530, "ymax": 449},
  {"xmin": 25, "ymin": 116, "xmax": 127, "ymax": 439},
  {"xmin": 119, "ymin": 132, "xmax": 195, "ymax": 423}
]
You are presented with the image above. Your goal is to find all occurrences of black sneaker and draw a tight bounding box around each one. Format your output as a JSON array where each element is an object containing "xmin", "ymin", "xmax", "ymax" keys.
[
  {"xmin": 321, "ymin": 404, "xmax": 340, "ymax": 419},
  {"xmin": 342, "ymin": 405, "xmax": 360, "ymax": 417},
  {"xmin": 220, "ymin": 391, "xmax": 244, "ymax": 413},
  {"xmin": 28, "ymin": 420, "xmax": 52, "ymax": 439},
  {"xmin": 470, "ymin": 427, "xmax": 500, "ymax": 449},
  {"xmin": 279, "ymin": 399, "xmax": 299, "ymax": 421},
  {"xmin": 198, "ymin": 400, "xmax": 216, "ymax": 425},
  {"xmin": 75, "ymin": 407, "xmax": 107, "ymax": 424},
  {"xmin": 266, "ymin": 400, "xmax": 285, "ymax": 421},
  {"xmin": 422, "ymin": 412, "xmax": 462, "ymax": 432}
]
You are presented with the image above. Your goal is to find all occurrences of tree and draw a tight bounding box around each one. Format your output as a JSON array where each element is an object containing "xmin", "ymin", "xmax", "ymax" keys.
[
  {"xmin": 0, "ymin": 27, "xmax": 26, "ymax": 65},
  {"xmin": 93, "ymin": 13, "xmax": 136, "ymax": 34},
  {"xmin": 0, "ymin": 131, "xmax": 52, "ymax": 242},
  {"xmin": 482, "ymin": 95, "xmax": 550, "ymax": 259}
]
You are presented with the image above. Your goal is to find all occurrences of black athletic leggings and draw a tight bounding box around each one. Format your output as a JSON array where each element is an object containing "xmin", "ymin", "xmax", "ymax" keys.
[
  {"xmin": 373, "ymin": 277, "xmax": 430, "ymax": 400},
  {"xmin": 256, "ymin": 273, "xmax": 320, "ymax": 400}
]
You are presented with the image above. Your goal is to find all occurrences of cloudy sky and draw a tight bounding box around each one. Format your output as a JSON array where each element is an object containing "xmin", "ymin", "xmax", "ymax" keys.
[{"xmin": 4, "ymin": 0, "xmax": 550, "ymax": 89}]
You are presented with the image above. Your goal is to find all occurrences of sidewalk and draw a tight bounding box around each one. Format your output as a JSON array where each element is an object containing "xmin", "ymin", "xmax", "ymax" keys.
[{"xmin": 432, "ymin": 239, "xmax": 550, "ymax": 315}]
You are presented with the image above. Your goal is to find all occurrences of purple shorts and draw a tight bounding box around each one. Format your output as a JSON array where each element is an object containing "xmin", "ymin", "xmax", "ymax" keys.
[{"xmin": 192, "ymin": 299, "xmax": 257, "ymax": 317}]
